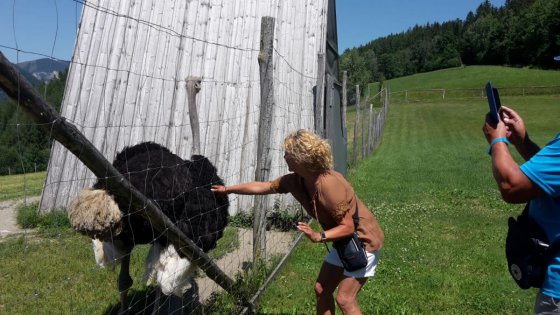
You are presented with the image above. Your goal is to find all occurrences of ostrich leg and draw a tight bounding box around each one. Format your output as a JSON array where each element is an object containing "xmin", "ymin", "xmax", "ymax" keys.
[
  {"xmin": 151, "ymin": 287, "xmax": 185, "ymax": 315},
  {"xmin": 118, "ymin": 251, "xmax": 133, "ymax": 314},
  {"xmin": 151, "ymin": 287, "xmax": 162, "ymax": 315}
]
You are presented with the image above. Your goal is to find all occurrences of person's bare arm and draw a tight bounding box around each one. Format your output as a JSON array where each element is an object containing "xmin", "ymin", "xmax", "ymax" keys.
[
  {"xmin": 211, "ymin": 182, "xmax": 274, "ymax": 196},
  {"xmin": 297, "ymin": 210, "xmax": 355, "ymax": 242},
  {"xmin": 490, "ymin": 140, "xmax": 544, "ymax": 203},
  {"xmin": 483, "ymin": 107, "xmax": 545, "ymax": 203}
]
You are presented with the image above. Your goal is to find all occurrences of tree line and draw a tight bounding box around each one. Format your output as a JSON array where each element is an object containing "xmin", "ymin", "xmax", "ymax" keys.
[
  {"xmin": 0, "ymin": 71, "xmax": 66, "ymax": 175},
  {"xmin": 340, "ymin": 0, "xmax": 560, "ymax": 97},
  {"xmin": 1, "ymin": 0, "xmax": 558, "ymax": 176}
]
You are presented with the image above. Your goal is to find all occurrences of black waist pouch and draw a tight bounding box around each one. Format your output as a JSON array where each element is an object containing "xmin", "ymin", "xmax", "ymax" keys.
[
  {"xmin": 506, "ymin": 204, "xmax": 551, "ymax": 289},
  {"xmin": 333, "ymin": 231, "xmax": 368, "ymax": 271},
  {"xmin": 332, "ymin": 207, "xmax": 368, "ymax": 271}
]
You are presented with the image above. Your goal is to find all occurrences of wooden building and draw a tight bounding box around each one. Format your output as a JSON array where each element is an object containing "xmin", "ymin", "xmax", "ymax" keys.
[{"xmin": 41, "ymin": 0, "xmax": 341, "ymax": 214}]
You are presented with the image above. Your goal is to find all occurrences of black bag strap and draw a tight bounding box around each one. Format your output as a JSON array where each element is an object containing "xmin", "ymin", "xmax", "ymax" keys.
[{"xmin": 352, "ymin": 204, "xmax": 359, "ymax": 231}]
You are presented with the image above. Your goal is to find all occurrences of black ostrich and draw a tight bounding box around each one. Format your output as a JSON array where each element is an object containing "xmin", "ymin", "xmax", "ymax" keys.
[{"xmin": 67, "ymin": 142, "xmax": 229, "ymax": 313}]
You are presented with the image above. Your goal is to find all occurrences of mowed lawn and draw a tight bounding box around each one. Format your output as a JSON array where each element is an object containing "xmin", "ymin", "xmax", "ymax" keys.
[
  {"xmin": 1, "ymin": 65, "xmax": 559, "ymax": 314},
  {"xmin": 0, "ymin": 172, "xmax": 45, "ymax": 201},
  {"xmin": 257, "ymin": 94, "xmax": 560, "ymax": 314}
]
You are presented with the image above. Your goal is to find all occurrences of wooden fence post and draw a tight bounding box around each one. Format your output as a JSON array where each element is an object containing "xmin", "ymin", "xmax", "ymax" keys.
[
  {"xmin": 325, "ymin": 74, "xmax": 333, "ymax": 140},
  {"xmin": 362, "ymin": 90, "xmax": 369, "ymax": 159},
  {"xmin": 186, "ymin": 77, "xmax": 202, "ymax": 154},
  {"xmin": 368, "ymin": 104, "xmax": 374, "ymax": 154},
  {"xmin": 254, "ymin": 16, "xmax": 275, "ymax": 264},
  {"xmin": 342, "ymin": 71, "xmax": 347, "ymax": 139},
  {"xmin": 315, "ymin": 54, "xmax": 325, "ymax": 137},
  {"xmin": 352, "ymin": 85, "xmax": 360, "ymax": 164},
  {"xmin": 376, "ymin": 112, "xmax": 381, "ymax": 148},
  {"xmin": 0, "ymin": 51, "xmax": 250, "ymax": 308}
]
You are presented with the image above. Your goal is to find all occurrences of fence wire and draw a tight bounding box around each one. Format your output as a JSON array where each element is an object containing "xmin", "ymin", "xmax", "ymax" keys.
[{"xmin": 0, "ymin": 0, "xmax": 328, "ymax": 314}]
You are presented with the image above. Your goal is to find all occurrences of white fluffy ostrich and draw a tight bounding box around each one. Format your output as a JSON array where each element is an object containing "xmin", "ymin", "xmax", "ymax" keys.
[{"xmin": 67, "ymin": 142, "xmax": 229, "ymax": 313}]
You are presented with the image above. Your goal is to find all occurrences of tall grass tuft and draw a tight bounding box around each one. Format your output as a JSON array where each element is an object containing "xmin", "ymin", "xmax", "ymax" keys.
[{"xmin": 16, "ymin": 202, "xmax": 70, "ymax": 230}]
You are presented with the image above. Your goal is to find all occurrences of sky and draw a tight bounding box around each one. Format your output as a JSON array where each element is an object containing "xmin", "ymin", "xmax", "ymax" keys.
[
  {"xmin": 0, "ymin": 0, "xmax": 506, "ymax": 64},
  {"xmin": 0, "ymin": 0, "xmax": 82, "ymax": 63}
]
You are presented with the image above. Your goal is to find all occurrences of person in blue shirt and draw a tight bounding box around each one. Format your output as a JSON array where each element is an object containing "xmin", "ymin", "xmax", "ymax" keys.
[{"xmin": 483, "ymin": 105, "xmax": 560, "ymax": 314}]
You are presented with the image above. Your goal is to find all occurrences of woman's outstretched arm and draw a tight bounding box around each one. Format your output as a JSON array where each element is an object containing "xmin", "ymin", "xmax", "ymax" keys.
[{"xmin": 211, "ymin": 182, "xmax": 274, "ymax": 196}]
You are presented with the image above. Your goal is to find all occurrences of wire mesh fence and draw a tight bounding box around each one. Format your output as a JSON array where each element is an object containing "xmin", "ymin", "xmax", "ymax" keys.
[
  {"xmin": 0, "ymin": 0, "xmax": 331, "ymax": 314},
  {"xmin": 346, "ymin": 87, "xmax": 390, "ymax": 166},
  {"xmin": 390, "ymin": 85, "xmax": 560, "ymax": 103}
]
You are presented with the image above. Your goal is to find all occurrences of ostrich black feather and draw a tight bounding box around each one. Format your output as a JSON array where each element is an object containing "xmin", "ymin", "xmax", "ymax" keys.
[{"xmin": 92, "ymin": 141, "xmax": 229, "ymax": 253}]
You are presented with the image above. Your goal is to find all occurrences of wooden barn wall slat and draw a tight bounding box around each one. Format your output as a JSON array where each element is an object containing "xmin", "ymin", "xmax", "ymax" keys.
[{"xmin": 41, "ymin": 0, "xmax": 329, "ymax": 214}]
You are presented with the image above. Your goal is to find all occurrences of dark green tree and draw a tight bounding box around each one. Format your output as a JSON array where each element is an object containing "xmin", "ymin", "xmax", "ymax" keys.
[
  {"xmin": 339, "ymin": 0, "xmax": 560, "ymax": 86},
  {"xmin": 0, "ymin": 70, "xmax": 67, "ymax": 175}
]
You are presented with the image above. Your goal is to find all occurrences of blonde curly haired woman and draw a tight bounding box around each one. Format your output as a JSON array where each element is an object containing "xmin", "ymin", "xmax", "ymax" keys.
[{"xmin": 212, "ymin": 129, "xmax": 384, "ymax": 315}]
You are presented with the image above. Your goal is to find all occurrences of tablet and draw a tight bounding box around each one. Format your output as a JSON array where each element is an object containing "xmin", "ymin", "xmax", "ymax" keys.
[{"xmin": 486, "ymin": 81, "xmax": 501, "ymax": 124}]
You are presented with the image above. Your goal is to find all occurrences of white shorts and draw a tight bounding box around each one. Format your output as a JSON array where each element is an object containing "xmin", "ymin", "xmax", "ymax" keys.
[{"xmin": 324, "ymin": 247, "xmax": 379, "ymax": 278}]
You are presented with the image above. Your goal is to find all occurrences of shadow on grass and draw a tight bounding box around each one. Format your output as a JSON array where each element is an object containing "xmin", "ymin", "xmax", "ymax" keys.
[{"xmin": 103, "ymin": 282, "xmax": 203, "ymax": 315}]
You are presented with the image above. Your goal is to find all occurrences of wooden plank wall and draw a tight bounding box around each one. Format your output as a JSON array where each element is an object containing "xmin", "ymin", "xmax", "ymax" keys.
[{"xmin": 40, "ymin": 0, "xmax": 328, "ymax": 214}]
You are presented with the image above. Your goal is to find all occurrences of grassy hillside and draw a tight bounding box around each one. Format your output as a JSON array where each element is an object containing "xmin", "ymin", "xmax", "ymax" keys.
[
  {"xmin": 383, "ymin": 65, "xmax": 560, "ymax": 92},
  {"xmin": 257, "ymin": 67, "xmax": 560, "ymax": 314}
]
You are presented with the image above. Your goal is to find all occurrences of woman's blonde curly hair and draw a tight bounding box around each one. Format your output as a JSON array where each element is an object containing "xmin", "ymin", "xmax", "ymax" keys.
[{"xmin": 283, "ymin": 129, "xmax": 333, "ymax": 172}]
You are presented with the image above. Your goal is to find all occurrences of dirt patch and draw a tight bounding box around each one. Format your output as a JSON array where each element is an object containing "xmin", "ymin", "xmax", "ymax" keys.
[
  {"xmin": 0, "ymin": 196, "xmax": 41, "ymax": 238},
  {"xmin": 196, "ymin": 227, "xmax": 297, "ymax": 301}
]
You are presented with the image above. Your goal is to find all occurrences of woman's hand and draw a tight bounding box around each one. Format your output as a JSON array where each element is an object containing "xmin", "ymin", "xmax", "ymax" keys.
[
  {"xmin": 210, "ymin": 185, "xmax": 228, "ymax": 196},
  {"xmin": 297, "ymin": 222, "xmax": 321, "ymax": 243},
  {"xmin": 211, "ymin": 182, "xmax": 273, "ymax": 196}
]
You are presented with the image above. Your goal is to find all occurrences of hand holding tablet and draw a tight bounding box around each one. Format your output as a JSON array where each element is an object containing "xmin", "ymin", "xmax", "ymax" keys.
[{"xmin": 486, "ymin": 81, "xmax": 502, "ymax": 124}]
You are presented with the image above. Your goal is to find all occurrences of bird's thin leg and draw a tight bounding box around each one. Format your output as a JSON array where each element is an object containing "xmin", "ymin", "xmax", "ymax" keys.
[
  {"xmin": 151, "ymin": 286, "xmax": 165, "ymax": 315},
  {"xmin": 118, "ymin": 251, "xmax": 133, "ymax": 314}
]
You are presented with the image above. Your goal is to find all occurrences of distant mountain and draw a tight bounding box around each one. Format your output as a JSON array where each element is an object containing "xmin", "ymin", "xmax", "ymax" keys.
[
  {"xmin": 17, "ymin": 58, "xmax": 70, "ymax": 82},
  {"xmin": 0, "ymin": 58, "xmax": 69, "ymax": 102}
]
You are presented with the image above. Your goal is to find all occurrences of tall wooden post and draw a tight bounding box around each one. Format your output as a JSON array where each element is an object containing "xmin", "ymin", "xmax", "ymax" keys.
[
  {"xmin": 254, "ymin": 16, "xmax": 275, "ymax": 264},
  {"xmin": 314, "ymin": 54, "xmax": 325, "ymax": 137},
  {"xmin": 324, "ymin": 74, "xmax": 334, "ymax": 140},
  {"xmin": 342, "ymin": 71, "xmax": 347, "ymax": 139},
  {"xmin": 362, "ymin": 90, "xmax": 369, "ymax": 159},
  {"xmin": 367, "ymin": 104, "xmax": 373, "ymax": 154},
  {"xmin": 352, "ymin": 85, "xmax": 360, "ymax": 164}
]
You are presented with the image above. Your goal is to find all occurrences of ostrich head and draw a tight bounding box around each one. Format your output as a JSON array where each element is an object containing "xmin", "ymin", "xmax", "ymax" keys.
[{"xmin": 67, "ymin": 188, "xmax": 123, "ymax": 241}]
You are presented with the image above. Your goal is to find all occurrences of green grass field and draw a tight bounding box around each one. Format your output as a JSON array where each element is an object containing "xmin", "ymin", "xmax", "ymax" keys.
[
  {"xmin": 256, "ymin": 67, "xmax": 560, "ymax": 314},
  {"xmin": 385, "ymin": 65, "xmax": 560, "ymax": 91},
  {"xmin": 0, "ymin": 172, "xmax": 45, "ymax": 201},
  {"xmin": 1, "ymin": 66, "xmax": 559, "ymax": 314},
  {"xmin": 0, "ymin": 224, "xmax": 243, "ymax": 314}
]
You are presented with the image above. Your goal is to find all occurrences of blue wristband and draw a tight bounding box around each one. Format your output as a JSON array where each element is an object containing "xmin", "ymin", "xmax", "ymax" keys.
[{"xmin": 487, "ymin": 137, "xmax": 510, "ymax": 155}]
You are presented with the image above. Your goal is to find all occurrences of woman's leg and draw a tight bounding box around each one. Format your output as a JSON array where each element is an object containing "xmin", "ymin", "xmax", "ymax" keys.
[
  {"xmin": 335, "ymin": 276, "xmax": 368, "ymax": 315},
  {"xmin": 315, "ymin": 261, "xmax": 344, "ymax": 315}
]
